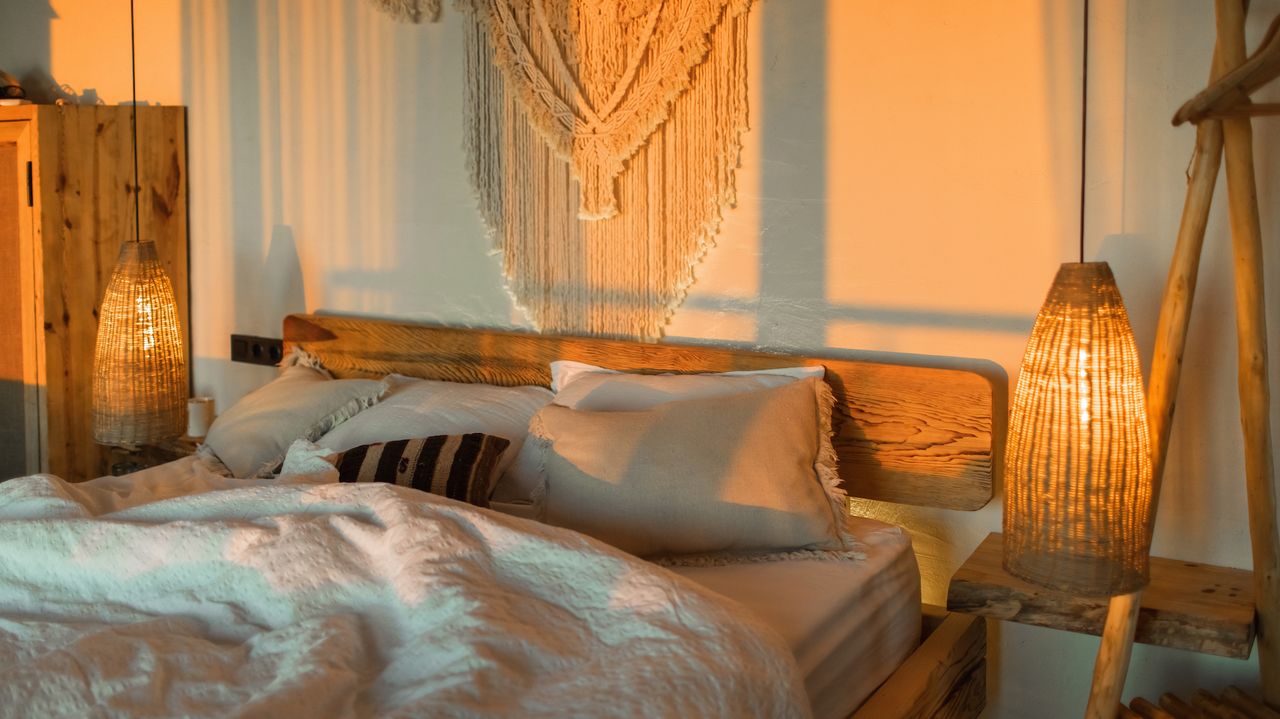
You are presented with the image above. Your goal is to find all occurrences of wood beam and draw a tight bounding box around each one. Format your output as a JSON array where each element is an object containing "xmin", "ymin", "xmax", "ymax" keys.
[{"xmin": 1216, "ymin": 0, "xmax": 1280, "ymax": 706}]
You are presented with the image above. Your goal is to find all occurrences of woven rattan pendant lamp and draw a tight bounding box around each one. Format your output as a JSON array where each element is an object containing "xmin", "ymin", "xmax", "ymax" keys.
[
  {"xmin": 1003, "ymin": 262, "xmax": 1153, "ymax": 595},
  {"xmin": 1001, "ymin": 0, "xmax": 1153, "ymax": 597},
  {"xmin": 91, "ymin": 0, "xmax": 187, "ymax": 447}
]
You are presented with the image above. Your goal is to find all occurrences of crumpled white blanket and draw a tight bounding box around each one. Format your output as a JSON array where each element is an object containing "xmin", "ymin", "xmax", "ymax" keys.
[{"xmin": 0, "ymin": 467, "xmax": 811, "ymax": 719}]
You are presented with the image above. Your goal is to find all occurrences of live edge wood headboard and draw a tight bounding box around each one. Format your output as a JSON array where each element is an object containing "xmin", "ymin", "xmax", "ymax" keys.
[{"xmin": 284, "ymin": 313, "xmax": 999, "ymax": 511}]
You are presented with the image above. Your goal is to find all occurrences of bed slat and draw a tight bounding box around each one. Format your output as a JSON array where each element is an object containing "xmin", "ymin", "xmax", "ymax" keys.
[{"xmin": 851, "ymin": 606, "xmax": 987, "ymax": 719}]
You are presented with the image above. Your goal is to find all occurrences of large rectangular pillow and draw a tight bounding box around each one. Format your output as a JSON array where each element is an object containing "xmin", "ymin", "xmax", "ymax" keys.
[
  {"xmin": 201, "ymin": 365, "xmax": 388, "ymax": 478},
  {"xmin": 531, "ymin": 377, "xmax": 849, "ymax": 559}
]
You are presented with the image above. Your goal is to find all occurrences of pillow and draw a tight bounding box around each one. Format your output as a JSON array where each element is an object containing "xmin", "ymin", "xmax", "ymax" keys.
[
  {"xmin": 283, "ymin": 434, "xmax": 511, "ymax": 508},
  {"xmin": 550, "ymin": 360, "xmax": 826, "ymax": 411},
  {"xmin": 314, "ymin": 374, "xmax": 553, "ymax": 501},
  {"xmin": 202, "ymin": 365, "xmax": 388, "ymax": 478},
  {"xmin": 531, "ymin": 377, "xmax": 848, "ymax": 559}
]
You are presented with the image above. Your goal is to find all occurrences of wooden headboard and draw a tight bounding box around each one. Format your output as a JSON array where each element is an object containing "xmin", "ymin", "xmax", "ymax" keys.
[{"xmin": 285, "ymin": 313, "xmax": 999, "ymax": 511}]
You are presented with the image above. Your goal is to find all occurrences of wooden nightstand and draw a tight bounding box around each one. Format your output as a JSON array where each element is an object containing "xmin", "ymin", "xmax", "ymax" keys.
[
  {"xmin": 946, "ymin": 533, "xmax": 1256, "ymax": 659},
  {"xmin": 107, "ymin": 437, "xmax": 201, "ymax": 476}
]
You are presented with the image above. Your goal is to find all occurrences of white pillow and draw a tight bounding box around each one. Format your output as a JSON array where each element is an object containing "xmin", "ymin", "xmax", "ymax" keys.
[
  {"xmin": 500, "ymin": 361, "xmax": 830, "ymax": 509},
  {"xmin": 550, "ymin": 360, "xmax": 826, "ymax": 411},
  {"xmin": 532, "ymin": 377, "xmax": 849, "ymax": 559},
  {"xmin": 315, "ymin": 374, "xmax": 552, "ymax": 499},
  {"xmin": 202, "ymin": 365, "xmax": 388, "ymax": 478}
]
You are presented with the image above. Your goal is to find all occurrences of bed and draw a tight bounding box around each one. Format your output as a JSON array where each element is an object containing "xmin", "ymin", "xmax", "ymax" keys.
[{"xmin": 0, "ymin": 313, "xmax": 995, "ymax": 718}]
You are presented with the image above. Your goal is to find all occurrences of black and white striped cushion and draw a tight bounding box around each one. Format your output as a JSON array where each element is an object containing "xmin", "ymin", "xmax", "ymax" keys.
[{"xmin": 329, "ymin": 434, "xmax": 510, "ymax": 508}]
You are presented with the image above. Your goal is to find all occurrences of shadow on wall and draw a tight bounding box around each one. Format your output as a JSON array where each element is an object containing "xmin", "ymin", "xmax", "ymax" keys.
[{"xmin": 0, "ymin": 2, "xmax": 54, "ymax": 103}]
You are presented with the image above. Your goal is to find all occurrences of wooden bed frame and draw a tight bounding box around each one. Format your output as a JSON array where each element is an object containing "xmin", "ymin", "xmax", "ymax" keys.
[{"xmin": 284, "ymin": 313, "xmax": 996, "ymax": 718}]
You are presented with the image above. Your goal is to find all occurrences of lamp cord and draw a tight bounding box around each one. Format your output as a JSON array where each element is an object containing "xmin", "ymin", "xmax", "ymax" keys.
[
  {"xmin": 1078, "ymin": 0, "xmax": 1088, "ymax": 264},
  {"xmin": 130, "ymin": 0, "xmax": 141, "ymax": 245}
]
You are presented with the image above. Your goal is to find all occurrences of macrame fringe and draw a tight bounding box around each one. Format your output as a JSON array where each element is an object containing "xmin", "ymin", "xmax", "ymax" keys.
[
  {"xmin": 814, "ymin": 379, "xmax": 858, "ymax": 549},
  {"xmin": 366, "ymin": 0, "xmax": 441, "ymax": 23},
  {"xmin": 250, "ymin": 388, "xmax": 386, "ymax": 478},
  {"xmin": 281, "ymin": 346, "xmax": 331, "ymax": 375},
  {"xmin": 194, "ymin": 443, "xmax": 233, "ymax": 477},
  {"xmin": 460, "ymin": 0, "xmax": 753, "ymax": 340}
]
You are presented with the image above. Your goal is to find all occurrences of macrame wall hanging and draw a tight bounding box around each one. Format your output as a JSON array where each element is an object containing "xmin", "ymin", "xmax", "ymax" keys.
[{"xmin": 368, "ymin": 0, "xmax": 754, "ymax": 340}]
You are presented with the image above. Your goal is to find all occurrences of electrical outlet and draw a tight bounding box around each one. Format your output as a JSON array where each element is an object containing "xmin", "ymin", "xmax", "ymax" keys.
[{"xmin": 230, "ymin": 334, "xmax": 284, "ymax": 366}]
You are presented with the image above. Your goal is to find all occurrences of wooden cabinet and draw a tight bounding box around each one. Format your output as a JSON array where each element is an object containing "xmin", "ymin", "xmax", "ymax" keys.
[{"xmin": 0, "ymin": 105, "xmax": 188, "ymax": 481}]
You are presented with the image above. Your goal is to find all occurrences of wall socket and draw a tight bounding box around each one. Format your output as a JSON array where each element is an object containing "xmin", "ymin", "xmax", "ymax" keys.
[{"xmin": 230, "ymin": 334, "xmax": 284, "ymax": 366}]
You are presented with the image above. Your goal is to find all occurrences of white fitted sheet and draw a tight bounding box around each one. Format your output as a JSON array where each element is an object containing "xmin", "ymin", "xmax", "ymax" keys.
[{"xmin": 669, "ymin": 516, "xmax": 921, "ymax": 719}]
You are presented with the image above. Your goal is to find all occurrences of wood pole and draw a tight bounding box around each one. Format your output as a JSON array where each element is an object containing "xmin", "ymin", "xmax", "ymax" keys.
[
  {"xmin": 1086, "ymin": 591, "xmax": 1144, "ymax": 719},
  {"xmin": 1216, "ymin": 0, "xmax": 1280, "ymax": 706},
  {"xmin": 1147, "ymin": 118, "xmax": 1224, "ymax": 497},
  {"xmin": 1085, "ymin": 37, "xmax": 1232, "ymax": 719}
]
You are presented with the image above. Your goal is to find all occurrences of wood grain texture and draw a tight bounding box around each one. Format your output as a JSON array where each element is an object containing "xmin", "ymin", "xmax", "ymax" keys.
[
  {"xmin": 1215, "ymin": 0, "xmax": 1280, "ymax": 704},
  {"xmin": 0, "ymin": 121, "xmax": 39, "ymax": 477},
  {"xmin": 947, "ymin": 534, "xmax": 1256, "ymax": 658},
  {"xmin": 1130, "ymin": 697, "xmax": 1177, "ymax": 719},
  {"xmin": 1086, "ymin": 591, "xmax": 1144, "ymax": 719},
  {"xmin": 1172, "ymin": 12, "xmax": 1280, "ymax": 125},
  {"xmin": 1194, "ymin": 689, "xmax": 1253, "ymax": 719},
  {"xmin": 1223, "ymin": 686, "xmax": 1280, "ymax": 719},
  {"xmin": 850, "ymin": 605, "xmax": 986, "ymax": 719},
  {"xmin": 1119, "ymin": 705, "xmax": 1145, "ymax": 719},
  {"xmin": 1160, "ymin": 693, "xmax": 1202, "ymax": 719},
  {"xmin": 283, "ymin": 313, "xmax": 998, "ymax": 511},
  {"xmin": 1147, "ymin": 118, "xmax": 1223, "ymax": 507},
  {"xmin": 0, "ymin": 105, "xmax": 189, "ymax": 480}
]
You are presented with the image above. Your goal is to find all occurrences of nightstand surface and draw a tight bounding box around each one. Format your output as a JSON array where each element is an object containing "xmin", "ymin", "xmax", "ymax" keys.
[{"xmin": 947, "ymin": 532, "xmax": 1256, "ymax": 659}]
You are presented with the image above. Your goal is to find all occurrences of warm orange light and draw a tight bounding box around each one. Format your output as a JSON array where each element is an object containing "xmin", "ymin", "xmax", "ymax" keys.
[
  {"xmin": 92, "ymin": 241, "xmax": 187, "ymax": 447},
  {"xmin": 1003, "ymin": 262, "xmax": 1153, "ymax": 597}
]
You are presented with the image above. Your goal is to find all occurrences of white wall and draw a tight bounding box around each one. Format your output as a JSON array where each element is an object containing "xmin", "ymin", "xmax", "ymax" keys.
[{"xmin": 3, "ymin": 0, "xmax": 1278, "ymax": 714}]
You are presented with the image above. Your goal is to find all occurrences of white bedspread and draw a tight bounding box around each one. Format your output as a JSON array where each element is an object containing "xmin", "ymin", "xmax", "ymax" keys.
[{"xmin": 0, "ymin": 464, "xmax": 810, "ymax": 719}]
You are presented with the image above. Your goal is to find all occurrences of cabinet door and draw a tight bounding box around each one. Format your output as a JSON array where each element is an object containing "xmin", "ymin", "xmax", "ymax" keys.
[{"xmin": 0, "ymin": 121, "xmax": 41, "ymax": 479}]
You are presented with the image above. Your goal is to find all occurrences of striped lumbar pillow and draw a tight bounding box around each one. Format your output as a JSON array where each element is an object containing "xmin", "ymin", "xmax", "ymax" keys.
[{"xmin": 328, "ymin": 434, "xmax": 510, "ymax": 508}]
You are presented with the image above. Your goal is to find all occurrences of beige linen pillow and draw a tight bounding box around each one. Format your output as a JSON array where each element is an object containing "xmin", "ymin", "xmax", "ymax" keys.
[
  {"xmin": 202, "ymin": 365, "xmax": 388, "ymax": 478},
  {"xmin": 550, "ymin": 360, "xmax": 825, "ymax": 410},
  {"xmin": 531, "ymin": 377, "xmax": 848, "ymax": 558}
]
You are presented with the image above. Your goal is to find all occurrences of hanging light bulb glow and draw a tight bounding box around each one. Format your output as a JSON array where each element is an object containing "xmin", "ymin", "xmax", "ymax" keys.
[
  {"xmin": 92, "ymin": 241, "xmax": 187, "ymax": 447},
  {"xmin": 1002, "ymin": 262, "xmax": 1154, "ymax": 597}
]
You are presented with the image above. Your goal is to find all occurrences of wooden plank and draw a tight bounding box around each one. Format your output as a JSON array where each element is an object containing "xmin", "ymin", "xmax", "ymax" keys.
[
  {"xmin": 1215, "ymin": 0, "xmax": 1280, "ymax": 704},
  {"xmin": 0, "ymin": 120, "xmax": 39, "ymax": 477},
  {"xmin": 1132, "ymin": 697, "xmax": 1178, "ymax": 719},
  {"xmin": 851, "ymin": 606, "xmax": 986, "ymax": 719},
  {"xmin": 11, "ymin": 105, "xmax": 190, "ymax": 481},
  {"xmin": 1194, "ymin": 690, "xmax": 1252, "ymax": 719},
  {"xmin": 1223, "ymin": 686, "xmax": 1280, "ymax": 719},
  {"xmin": 1161, "ymin": 693, "xmax": 1205, "ymax": 719},
  {"xmin": 283, "ymin": 313, "xmax": 998, "ymax": 511},
  {"xmin": 947, "ymin": 533, "xmax": 1255, "ymax": 658}
]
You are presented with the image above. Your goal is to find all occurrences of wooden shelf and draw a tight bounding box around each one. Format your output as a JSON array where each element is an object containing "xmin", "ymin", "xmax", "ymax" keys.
[{"xmin": 947, "ymin": 533, "xmax": 1256, "ymax": 659}]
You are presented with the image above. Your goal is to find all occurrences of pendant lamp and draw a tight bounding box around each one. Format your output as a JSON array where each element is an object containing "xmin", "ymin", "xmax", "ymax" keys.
[
  {"xmin": 1001, "ymin": 0, "xmax": 1153, "ymax": 599},
  {"xmin": 1002, "ymin": 262, "xmax": 1153, "ymax": 596},
  {"xmin": 91, "ymin": 0, "xmax": 187, "ymax": 447}
]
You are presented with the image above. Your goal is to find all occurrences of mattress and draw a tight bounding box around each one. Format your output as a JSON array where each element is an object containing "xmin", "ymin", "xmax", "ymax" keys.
[{"xmin": 669, "ymin": 516, "xmax": 922, "ymax": 719}]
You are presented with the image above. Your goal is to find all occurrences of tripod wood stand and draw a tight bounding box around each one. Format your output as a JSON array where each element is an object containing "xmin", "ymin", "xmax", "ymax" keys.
[{"xmin": 1087, "ymin": 1, "xmax": 1280, "ymax": 716}]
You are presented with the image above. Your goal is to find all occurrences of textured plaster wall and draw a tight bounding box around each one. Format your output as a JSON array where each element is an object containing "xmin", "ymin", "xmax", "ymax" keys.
[{"xmin": 3, "ymin": 0, "xmax": 1278, "ymax": 715}]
